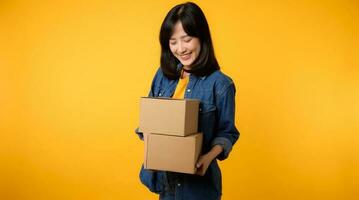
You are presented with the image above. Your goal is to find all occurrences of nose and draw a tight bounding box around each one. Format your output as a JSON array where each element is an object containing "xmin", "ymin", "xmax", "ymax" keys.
[{"xmin": 177, "ymin": 42, "xmax": 186, "ymax": 54}]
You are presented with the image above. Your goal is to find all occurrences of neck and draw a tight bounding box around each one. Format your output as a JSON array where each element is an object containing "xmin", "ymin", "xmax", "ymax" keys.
[
  {"xmin": 181, "ymin": 69, "xmax": 190, "ymax": 78},
  {"xmin": 183, "ymin": 65, "xmax": 191, "ymax": 70}
]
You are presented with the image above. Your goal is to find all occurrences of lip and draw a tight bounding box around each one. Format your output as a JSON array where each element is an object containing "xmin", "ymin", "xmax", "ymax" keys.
[{"xmin": 179, "ymin": 53, "xmax": 191, "ymax": 61}]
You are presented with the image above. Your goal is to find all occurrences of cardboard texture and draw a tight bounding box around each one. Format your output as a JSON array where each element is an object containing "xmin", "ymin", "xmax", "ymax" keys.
[
  {"xmin": 144, "ymin": 132, "xmax": 203, "ymax": 174},
  {"xmin": 139, "ymin": 97, "xmax": 200, "ymax": 136}
]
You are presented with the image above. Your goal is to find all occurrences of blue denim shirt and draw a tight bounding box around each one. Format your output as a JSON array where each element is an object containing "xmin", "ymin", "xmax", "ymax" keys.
[{"xmin": 136, "ymin": 66, "xmax": 240, "ymax": 200}]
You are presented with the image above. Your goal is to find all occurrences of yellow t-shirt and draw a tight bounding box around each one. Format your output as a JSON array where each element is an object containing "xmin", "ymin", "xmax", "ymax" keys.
[{"xmin": 172, "ymin": 71, "xmax": 189, "ymax": 99}]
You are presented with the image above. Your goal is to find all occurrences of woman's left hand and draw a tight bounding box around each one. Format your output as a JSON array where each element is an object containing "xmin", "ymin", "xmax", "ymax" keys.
[
  {"xmin": 195, "ymin": 145, "xmax": 223, "ymax": 176},
  {"xmin": 195, "ymin": 153, "xmax": 213, "ymax": 176}
]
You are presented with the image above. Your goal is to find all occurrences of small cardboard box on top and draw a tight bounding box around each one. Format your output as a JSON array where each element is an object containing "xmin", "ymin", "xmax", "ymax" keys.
[
  {"xmin": 139, "ymin": 97, "xmax": 200, "ymax": 137},
  {"xmin": 139, "ymin": 97, "xmax": 203, "ymax": 174}
]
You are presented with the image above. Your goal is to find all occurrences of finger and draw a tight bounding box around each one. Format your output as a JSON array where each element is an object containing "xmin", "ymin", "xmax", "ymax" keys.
[
  {"xmin": 195, "ymin": 164, "xmax": 202, "ymax": 174},
  {"xmin": 200, "ymin": 165, "xmax": 207, "ymax": 176},
  {"xmin": 199, "ymin": 168, "xmax": 205, "ymax": 176},
  {"xmin": 195, "ymin": 169, "xmax": 200, "ymax": 175},
  {"xmin": 198, "ymin": 164, "xmax": 208, "ymax": 176},
  {"xmin": 196, "ymin": 158, "xmax": 204, "ymax": 168},
  {"xmin": 196, "ymin": 167, "xmax": 204, "ymax": 176}
]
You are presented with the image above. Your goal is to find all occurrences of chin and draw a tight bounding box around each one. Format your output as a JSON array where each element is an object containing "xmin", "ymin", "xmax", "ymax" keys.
[{"xmin": 180, "ymin": 60, "xmax": 194, "ymax": 67}]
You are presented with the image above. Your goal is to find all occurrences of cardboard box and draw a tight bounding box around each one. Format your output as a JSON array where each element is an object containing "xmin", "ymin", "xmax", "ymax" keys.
[
  {"xmin": 144, "ymin": 132, "xmax": 203, "ymax": 174},
  {"xmin": 139, "ymin": 97, "xmax": 200, "ymax": 136}
]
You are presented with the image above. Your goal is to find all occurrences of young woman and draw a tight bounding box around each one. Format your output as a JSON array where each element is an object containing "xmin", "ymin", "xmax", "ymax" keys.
[{"xmin": 135, "ymin": 2, "xmax": 240, "ymax": 200}]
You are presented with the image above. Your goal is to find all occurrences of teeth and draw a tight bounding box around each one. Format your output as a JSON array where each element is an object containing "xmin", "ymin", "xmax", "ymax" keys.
[{"xmin": 180, "ymin": 53, "xmax": 191, "ymax": 59}]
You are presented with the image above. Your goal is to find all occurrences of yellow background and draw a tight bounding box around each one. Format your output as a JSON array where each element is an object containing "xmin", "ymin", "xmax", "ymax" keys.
[{"xmin": 1, "ymin": 0, "xmax": 358, "ymax": 199}]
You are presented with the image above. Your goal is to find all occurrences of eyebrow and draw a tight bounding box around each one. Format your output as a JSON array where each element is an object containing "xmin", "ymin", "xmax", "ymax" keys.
[{"xmin": 170, "ymin": 35, "xmax": 190, "ymax": 40}]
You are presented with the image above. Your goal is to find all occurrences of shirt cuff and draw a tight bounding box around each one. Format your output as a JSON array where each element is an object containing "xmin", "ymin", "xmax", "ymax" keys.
[
  {"xmin": 211, "ymin": 137, "xmax": 233, "ymax": 160},
  {"xmin": 135, "ymin": 127, "xmax": 144, "ymax": 141}
]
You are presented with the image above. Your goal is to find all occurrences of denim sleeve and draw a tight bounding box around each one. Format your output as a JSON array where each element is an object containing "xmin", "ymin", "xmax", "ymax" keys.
[
  {"xmin": 147, "ymin": 67, "xmax": 162, "ymax": 98},
  {"xmin": 211, "ymin": 83, "xmax": 240, "ymax": 160},
  {"xmin": 135, "ymin": 127, "xmax": 144, "ymax": 141},
  {"xmin": 135, "ymin": 68, "xmax": 162, "ymax": 140}
]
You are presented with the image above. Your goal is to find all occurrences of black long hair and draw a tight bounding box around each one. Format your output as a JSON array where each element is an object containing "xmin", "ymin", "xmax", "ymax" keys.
[{"xmin": 159, "ymin": 2, "xmax": 220, "ymax": 79}]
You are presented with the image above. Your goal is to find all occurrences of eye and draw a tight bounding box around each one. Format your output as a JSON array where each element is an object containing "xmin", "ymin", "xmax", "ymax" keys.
[
  {"xmin": 184, "ymin": 37, "xmax": 192, "ymax": 43},
  {"xmin": 169, "ymin": 40, "xmax": 177, "ymax": 45}
]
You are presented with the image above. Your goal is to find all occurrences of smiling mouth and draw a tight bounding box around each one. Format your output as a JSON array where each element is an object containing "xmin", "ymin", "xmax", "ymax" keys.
[{"xmin": 179, "ymin": 53, "xmax": 191, "ymax": 60}]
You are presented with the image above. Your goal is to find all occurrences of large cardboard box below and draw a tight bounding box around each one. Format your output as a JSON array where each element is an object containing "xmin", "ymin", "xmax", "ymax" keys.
[
  {"xmin": 144, "ymin": 132, "xmax": 203, "ymax": 174},
  {"xmin": 139, "ymin": 97, "xmax": 200, "ymax": 137}
]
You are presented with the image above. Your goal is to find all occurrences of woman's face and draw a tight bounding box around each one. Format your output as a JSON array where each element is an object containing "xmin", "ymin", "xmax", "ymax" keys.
[{"xmin": 169, "ymin": 21, "xmax": 201, "ymax": 69}]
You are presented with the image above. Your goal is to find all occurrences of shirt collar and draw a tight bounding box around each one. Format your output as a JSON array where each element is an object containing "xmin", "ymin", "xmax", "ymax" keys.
[{"xmin": 176, "ymin": 63, "xmax": 207, "ymax": 80}]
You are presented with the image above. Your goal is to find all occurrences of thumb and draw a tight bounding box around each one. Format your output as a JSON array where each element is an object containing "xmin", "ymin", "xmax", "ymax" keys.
[{"xmin": 196, "ymin": 157, "xmax": 204, "ymax": 168}]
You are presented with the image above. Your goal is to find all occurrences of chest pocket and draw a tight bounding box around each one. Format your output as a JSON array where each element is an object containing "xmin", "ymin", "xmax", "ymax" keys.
[
  {"xmin": 152, "ymin": 80, "xmax": 176, "ymax": 98},
  {"xmin": 152, "ymin": 85, "xmax": 167, "ymax": 97}
]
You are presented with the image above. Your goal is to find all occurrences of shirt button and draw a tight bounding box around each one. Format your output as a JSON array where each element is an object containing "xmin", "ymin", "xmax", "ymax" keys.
[
  {"xmin": 159, "ymin": 93, "xmax": 162, "ymax": 96},
  {"xmin": 187, "ymin": 89, "xmax": 191, "ymax": 92},
  {"xmin": 177, "ymin": 183, "xmax": 181, "ymax": 187}
]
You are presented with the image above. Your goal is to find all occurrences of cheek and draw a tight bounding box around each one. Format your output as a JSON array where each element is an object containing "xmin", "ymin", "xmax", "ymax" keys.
[
  {"xmin": 192, "ymin": 46, "xmax": 201, "ymax": 58},
  {"xmin": 196, "ymin": 46, "xmax": 201, "ymax": 55},
  {"xmin": 169, "ymin": 45, "xmax": 176, "ymax": 54},
  {"xmin": 190, "ymin": 41, "xmax": 201, "ymax": 54}
]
